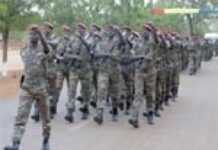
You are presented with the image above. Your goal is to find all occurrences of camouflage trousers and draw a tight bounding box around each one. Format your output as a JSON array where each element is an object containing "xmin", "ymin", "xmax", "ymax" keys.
[
  {"xmin": 170, "ymin": 67, "xmax": 180, "ymax": 98},
  {"xmin": 32, "ymin": 73, "xmax": 60, "ymax": 117},
  {"xmin": 12, "ymin": 89, "xmax": 50, "ymax": 143},
  {"xmin": 118, "ymin": 66, "xmax": 135, "ymax": 112},
  {"xmin": 96, "ymin": 67, "xmax": 120, "ymax": 111},
  {"xmin": 66, "ymin": 69, "xmax": 92, "ymax": 112},
  {"xmin": 130, "ymin": 70, "xmax": 156, "ymax": 121},
  {"xmin": 155, "ymin": 70, "xmax": 167, "ymax": 110}
]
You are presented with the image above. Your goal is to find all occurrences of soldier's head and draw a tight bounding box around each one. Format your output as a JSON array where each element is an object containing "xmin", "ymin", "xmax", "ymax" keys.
[
  {"xmin": 42, "ymin": 22, "xmax": 54, "ymax": 36},
  {"xmin": 77, "ymin": 23, "xmax": 87, "ymax": 36},
  {"xmin": 28, "ymin": 24, "xmax": 40, "ymax": 44}
]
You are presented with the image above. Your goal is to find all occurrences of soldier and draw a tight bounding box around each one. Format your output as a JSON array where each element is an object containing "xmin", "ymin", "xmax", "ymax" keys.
[
  {"xmin": 4, "ymin": 25, "xmax": 51, "ymax": 150},
  {"xmin": 55, "ymin": 25, "xmax": 73, "ymax": 115},
  {"xmin": 128, "ymin": 28, "xmax": 156, "ymax": 128},
  {"xmin": 86, "ymin": 24, "xmax": 102, "ymax": 109},
  {"xmin": 119, "ymin": 26, "xmax": 135, "ymax": 115},
  {"xmin": 31, "ymin": 22, "xmax": 59, "ymax": 121},
  {"xmin": 64, "ymin": 23, "xmax": 92, "ymax": 123},
  {"xmin": 93, "ymin": 25, "xmax": 123, "ymax": 124}
]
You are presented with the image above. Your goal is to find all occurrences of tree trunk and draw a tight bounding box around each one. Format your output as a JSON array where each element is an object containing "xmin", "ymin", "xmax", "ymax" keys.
[{"xmin": 2, "ymin": 26, "xmax": 9, "ymax": 63}]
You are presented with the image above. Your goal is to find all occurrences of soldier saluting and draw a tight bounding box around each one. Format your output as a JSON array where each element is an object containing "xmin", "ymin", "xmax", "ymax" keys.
[{"xmin": 4, "ymin": 25, "xmax": 52, "ymax": 150}]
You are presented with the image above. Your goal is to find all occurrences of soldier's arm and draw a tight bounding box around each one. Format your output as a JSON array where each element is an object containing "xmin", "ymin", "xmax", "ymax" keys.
[{"xmin": 36, "ymin": 30, "xmax": 51, "ymax": 54}]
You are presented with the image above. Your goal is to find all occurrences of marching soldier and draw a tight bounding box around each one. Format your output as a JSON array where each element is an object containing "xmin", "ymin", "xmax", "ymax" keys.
[{"xmin": 4, "ymin": 25, "xmax": 52, "ymax": 150}]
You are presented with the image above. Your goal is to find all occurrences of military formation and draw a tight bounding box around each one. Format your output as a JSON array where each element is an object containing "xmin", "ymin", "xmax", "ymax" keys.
[{"xmin": 4, "ymin": 22, "xmax": 217, "ymax": 150}]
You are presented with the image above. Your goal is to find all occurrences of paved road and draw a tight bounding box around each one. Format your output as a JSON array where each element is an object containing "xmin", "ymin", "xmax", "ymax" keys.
[{"xmin": 1, "ymin": 58, "xmax": 218, "ymax": 150}]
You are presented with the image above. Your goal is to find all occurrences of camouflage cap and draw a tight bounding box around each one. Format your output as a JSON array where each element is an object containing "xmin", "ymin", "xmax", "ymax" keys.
[{"xmin": 78, "ymin": 23, "xmax": 87, "ymax": 30}]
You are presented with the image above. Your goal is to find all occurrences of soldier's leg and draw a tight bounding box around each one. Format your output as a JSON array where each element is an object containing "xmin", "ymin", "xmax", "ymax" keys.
[
  {"xmin": 123, "ymin": 71, "xmax": 134, "ymax": 115},
  {"xmin": 65, "ymin": 72, "xmax": 79, "ymax": 123},
  {"xmin": 144, "ymin": 73, "xmax": 156, "ymax": 125},
  {"xmin": 36, "ymin": 93, "xmax": 51, "ymax": 150},
  {"xmin": 118, "ymin": 71, "xmax": 127, "ymax": 112},
  {"xmin": 90, "ymin": 68, "xmax": 98, "ymax": 109},
  {"xmin": 52, "ymin": 71, "xmax": 65, "ymax": 115},
  {"xmin": 109, "ymin": 68, "xmax": 120, "ymax": 122},
  {"xmin": 79, "ymin": 70, "xmax": 92, "ymax": 120},
  {"xmin": 128, "ymin": 73, "xmax": 144, "ymax": 128},
  {"xmin": 94, "ymin": 72, "xmax": 109, "ymax": 125},
  {"xmin": 4, "ymin": 90, "xmax": 34, "ymax": 150},
  {"xmin": 47, "ymin": 76, "xmax": 58, "ymax": 119}
]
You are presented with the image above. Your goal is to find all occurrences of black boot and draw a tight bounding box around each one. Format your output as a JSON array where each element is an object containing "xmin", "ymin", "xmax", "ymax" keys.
[
  {"xmin": 64, "ymin": 110, "xmax": 74, "ymax": 123},
  {"xmin": 4, "ymin": 146, "xmax": 18, "ymax": 150},
  {"xmin": 93, "ymin": 109, "xmax": 103, "ymax": 125},
  {"xmin": 154, "ymin": 105, "xmax": 161, "ymax": 117},
  {"xmin": 79, "ymin": 105, "xmax": 89, "ymax": 120},
  {"xmin": 4, "ymin": 140, "xmax": 20, "ymax": 150},
  {"xmin": 50, "ymin": 106, "xmax": 57, "ymax": 115},
  {"xmin": 111, "ymin": 107, "xmax": 118, "ymax": 122},
  {"xmin": 41, "ymin": 136, "xmax": 49, "ymax": 150},
  {"xmin": 128, "ymin": 119, "xmax": 139, "ymax": 128},
  {"xmin": 147, "ymin": 111, "xmax": 154, "ymax": 125},
  {"xmin": 90, "ymin": 101, "xmax": 97, "ymax": 108},
  {"xmin": 77, "ymin": 96, "xmax": 84, "ymax": 103},
  {"xmin": 125, "ymin": 101, "xmax": 131, "ymax": 115},
  {"xmin": 31, "ymin": 113, "xmax": 40, "ymax": 122}
]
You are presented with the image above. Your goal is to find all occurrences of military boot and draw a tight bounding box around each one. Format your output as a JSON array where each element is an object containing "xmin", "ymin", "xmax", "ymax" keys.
[
  {"xmin": 49, "ymin": 105, "xmax": 57, "ymax": 119},
  {"xmin": 147, "ymin": 111, "xmax": 154, "ymax": 125},
  {"xmin": 154, "ymin": 105, "xmax": 161, "ymax": 118},
  {"xmin": 93, "ymin": 108, "xmax": 103, "ymax": 125},
  {"xmin": 41, "ymin": 136, "xmax": 50, "ymax": 150},
  {"xmin": 64, "ymin": 109, "xmax": 74, "ymax": 123},
  {"xmin": 128, "ymin": 119, "xmax": 139, "ymax": 128},
  {"xmin": 111, "ymin": 107, "xmax": 118, "ymax": 122},
  {"xmin": 90, "ymin": 101, "xmax": 97, "ymax": 109},
  {"xmin": 79, "ymin": 105, "xmax": 89, "ymax": 120},
  {"xmin": 4, "ymin": 140, "xmax": 20, "ymax": 150},
  {"xmin": 31, "ymin": 113, "xmax": 40, "ymax": 122}
]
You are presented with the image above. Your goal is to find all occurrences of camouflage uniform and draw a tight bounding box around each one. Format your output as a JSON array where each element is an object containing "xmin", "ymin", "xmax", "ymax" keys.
[
  {"xmin": 119, "ymin": 28, "xmax": 135, "ymax": 114},
  {"xmin": 64, "ymin": 32, "xmax": 92, "ymax": 123},
  {"xmin": 93, "ymin": 27, "xmax": 122, "ymax": 124},
  {"xmin": 128, "ymin": 31, "xmax": 156, "ymax": 128},
  {"xmin": 85, "ymin": 25, "xmax": 102, "ymax": 108},
  {"xmin": 31, "ymin": 27, "xmax": 59, "ymax": 120},
  {"xmin": 4, "ymin": 28, "xmax": 51, "ymax": 150}
]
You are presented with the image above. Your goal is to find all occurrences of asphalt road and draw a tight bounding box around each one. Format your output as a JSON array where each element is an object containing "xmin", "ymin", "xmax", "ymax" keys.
[{"xmin": 1, "ymin": 58, "xmax": 218, "ymax": 150}]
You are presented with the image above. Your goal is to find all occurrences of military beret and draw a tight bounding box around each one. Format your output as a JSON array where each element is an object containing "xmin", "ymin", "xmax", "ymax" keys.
[
  {"xmin": 78, "ymin": 23, "xmax": 87, "ymax": 30},
  {"xmin": 132, "ymin": 31, "xmax": 140, "ymax": 38},
  {"xmin": 63, "ymin": 25, "xmax": 71, "ymax": 32},
  {"xmin": 143, "ymin": 24, "xmax": 152, "ymax": 31},
  {"xmin": 92, "ymin": 24, "xmax": 101, "ymax": 31},
  {"xmin": 43, "ymin": 22, "xmax": 54, "ymax": 30}
]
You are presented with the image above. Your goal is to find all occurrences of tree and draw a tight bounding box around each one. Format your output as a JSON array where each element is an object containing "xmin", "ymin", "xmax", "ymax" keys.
[{"xmin": 0, "ymin": 0, "xmax": 35, "ymax": 63}]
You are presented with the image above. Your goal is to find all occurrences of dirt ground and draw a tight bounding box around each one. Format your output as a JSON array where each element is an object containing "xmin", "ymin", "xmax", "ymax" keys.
[{"xmin": 0, "ymin": 70, "xmax": 21, "ymax": 100}]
